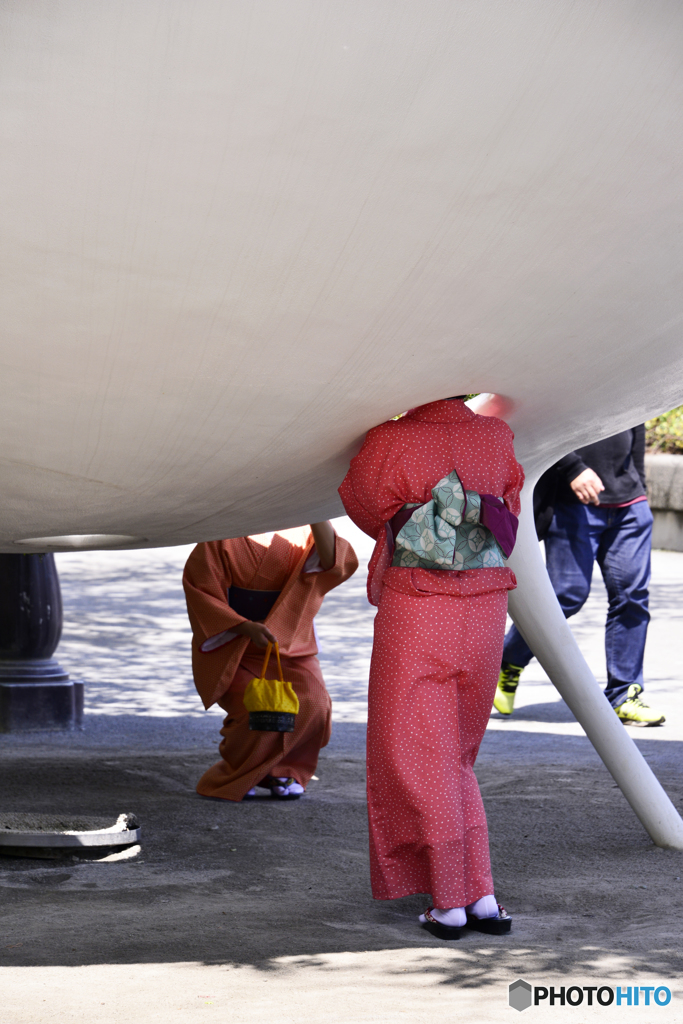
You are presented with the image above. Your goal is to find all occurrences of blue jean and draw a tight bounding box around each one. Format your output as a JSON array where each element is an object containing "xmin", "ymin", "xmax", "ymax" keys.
[{"xmin": 502, "ymin": 499, "xmax": 653, "ymax": 707}]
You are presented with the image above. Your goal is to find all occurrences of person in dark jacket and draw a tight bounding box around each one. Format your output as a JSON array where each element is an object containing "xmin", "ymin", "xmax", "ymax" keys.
[{"xmin": 494, "ymin": 425, "xmax": 665, "ymax": 726}]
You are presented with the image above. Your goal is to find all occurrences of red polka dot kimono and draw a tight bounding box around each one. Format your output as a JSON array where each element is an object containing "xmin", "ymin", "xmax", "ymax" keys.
[{"xmin": 339, "ymin": 399, "xmax": 524, "ymax": 908}]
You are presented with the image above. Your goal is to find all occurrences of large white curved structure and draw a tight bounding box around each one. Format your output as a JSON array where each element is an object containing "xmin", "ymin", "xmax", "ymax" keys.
[
  {"xmin": 2, "ymin": 2, "xmax": 683, "ymax": 845},
  {"xmin": 1, "ymin": 0, "xmax": 682, "ymax": 551}
]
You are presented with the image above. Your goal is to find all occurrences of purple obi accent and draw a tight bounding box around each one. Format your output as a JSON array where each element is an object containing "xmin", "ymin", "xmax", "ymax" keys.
[
  {"xmin": 479, "ymin": 495, "xmax": 518, "ymax": 558},
  {"xmin": 390, "ymin": 503, "xmax": 426, "ymax": 543}
]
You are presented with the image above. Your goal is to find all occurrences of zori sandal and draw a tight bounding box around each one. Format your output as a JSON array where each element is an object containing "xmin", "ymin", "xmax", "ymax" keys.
[
  {"xmin": 419, "ymin": 908, "xmax": 465, "ymax": 941},
  {"xmin": 263, "ymin": 775, "xmax": 304, "ymax": 800},
  {"xmin": 465, "ymin": 904, "xmax": 512, "ymax": 935}
]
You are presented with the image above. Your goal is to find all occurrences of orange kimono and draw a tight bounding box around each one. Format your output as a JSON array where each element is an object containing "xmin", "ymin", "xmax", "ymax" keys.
[{"xmin": 183, "ymin": 527, "xmax": 358, "ymax": 801}]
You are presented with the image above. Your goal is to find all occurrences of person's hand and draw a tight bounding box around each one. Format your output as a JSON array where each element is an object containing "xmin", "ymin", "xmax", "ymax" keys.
[
  {"xmin": 232, "ymin": 621, "xmax": 277, "ymax": 648},
  {"xmin": 569, "ymin": 468, "xmax": 604, "ymax": 505}
]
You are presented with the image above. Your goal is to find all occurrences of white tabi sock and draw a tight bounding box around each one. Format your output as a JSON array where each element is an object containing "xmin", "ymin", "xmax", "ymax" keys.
[
  {"xmin": 420, "ymin": 906, "xmax": 466, "ymax": 928},
  {"xmin": 272, "ymin": 777, "xmax": 304, "ymax": 796},
  {"xmin": 466, "ymin": 894, "xmax": 499, "ymax": 919}
]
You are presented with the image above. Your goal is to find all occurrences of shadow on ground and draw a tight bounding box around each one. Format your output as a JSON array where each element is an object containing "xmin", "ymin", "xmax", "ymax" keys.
[
  {"xmin": 490, "ymin": 699, "xmax": 576, "ymax": 724},
  {"xmin": 1, "ymin": 722, "xmax": 681, "ymax": 989}
]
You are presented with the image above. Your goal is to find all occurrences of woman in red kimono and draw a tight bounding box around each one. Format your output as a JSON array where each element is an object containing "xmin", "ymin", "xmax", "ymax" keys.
[{"xmin": 339, "ymin": 397, "xmax": 524, "ymax": 939}]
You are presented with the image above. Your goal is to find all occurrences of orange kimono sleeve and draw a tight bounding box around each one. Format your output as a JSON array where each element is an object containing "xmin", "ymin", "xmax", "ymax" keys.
[
  {"xmin": 303, "ymin": 533, "xmax": 359, "ymax": 593},
  {"xmin": 182, "ymin": 541, "xmax": 247, "ymax": 648}
]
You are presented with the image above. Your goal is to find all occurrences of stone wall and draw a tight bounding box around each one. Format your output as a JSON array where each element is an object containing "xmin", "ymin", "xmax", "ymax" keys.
[{"xmin": 645, "ymin": 454, "xmax": 683, "ymax": 551}]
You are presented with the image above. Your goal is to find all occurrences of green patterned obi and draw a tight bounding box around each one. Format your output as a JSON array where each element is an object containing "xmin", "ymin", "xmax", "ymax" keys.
[{"xmin": 390, "ymin": 470, "xmax": 506, "ymax": 570}]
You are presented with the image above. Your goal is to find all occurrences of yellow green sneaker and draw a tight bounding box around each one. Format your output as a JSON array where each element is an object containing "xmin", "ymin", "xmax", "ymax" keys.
[
  {"xmin": 614, "ymin": 684, "xmax": 665, "ymax": 727},
  {"xmin": 493, "ymin": 663, "xmax": 524, "ymax": 715}
]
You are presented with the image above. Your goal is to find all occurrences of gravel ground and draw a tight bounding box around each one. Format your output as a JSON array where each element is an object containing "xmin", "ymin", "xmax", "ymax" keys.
[{"xmin": 1, "ymin": 519, "xmax": 681, "ymax": 1023}]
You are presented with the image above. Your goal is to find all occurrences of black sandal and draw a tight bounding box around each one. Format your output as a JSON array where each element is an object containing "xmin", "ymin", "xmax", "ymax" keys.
[
  {"xmin": 420, "ymin": 908, "xmax": 465, "ymax": 940},
  {"xmin": 465, "ymin": 904, "xmax": 512, "ymax": 934}
]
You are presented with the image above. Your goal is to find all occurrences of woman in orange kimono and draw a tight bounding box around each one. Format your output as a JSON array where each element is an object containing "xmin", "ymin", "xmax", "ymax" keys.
[
  {"xmin": 183, "ymin": 523, "xmax": 358, "ymax": 801},
  {"xmin": 339, "ymin": 398, "xmax": 524, "ymax": 939}
]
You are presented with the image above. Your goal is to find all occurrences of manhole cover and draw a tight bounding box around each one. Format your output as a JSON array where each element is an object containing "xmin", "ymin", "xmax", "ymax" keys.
[{"xmin": 0, "ymin": 812, "xmax": 140, "ymax": 853}]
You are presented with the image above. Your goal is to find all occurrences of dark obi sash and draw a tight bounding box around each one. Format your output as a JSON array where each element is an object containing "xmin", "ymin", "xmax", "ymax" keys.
[{"xmin": 228, "ymin": 586, "xmax": 281, "ymax": 621}]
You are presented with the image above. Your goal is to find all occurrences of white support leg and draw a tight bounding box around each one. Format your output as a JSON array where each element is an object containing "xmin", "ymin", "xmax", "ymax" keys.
[{"xmin": 506, "ymin": 486, "xmax": 683, "ymax": 850}]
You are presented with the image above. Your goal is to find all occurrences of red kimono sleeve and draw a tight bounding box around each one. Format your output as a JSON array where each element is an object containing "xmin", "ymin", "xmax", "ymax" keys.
[
  {"xmin": 494, "ymin": 421, "xmax": 525, "ymax": 517},
  {"xmin": 338, "ymin": 423, "xmax": 408, "ymax": 538}
]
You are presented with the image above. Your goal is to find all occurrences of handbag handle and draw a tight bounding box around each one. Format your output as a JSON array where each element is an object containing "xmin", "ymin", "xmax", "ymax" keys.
[{"xmin": 259, "ymin": 641, "xmax": 284, "ymax": 681}]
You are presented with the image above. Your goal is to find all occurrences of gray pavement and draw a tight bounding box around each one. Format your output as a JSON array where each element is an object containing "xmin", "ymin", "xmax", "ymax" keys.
[{"xmin": 1, "ymin": 519, "xmax": 682, "ymax": 1023}]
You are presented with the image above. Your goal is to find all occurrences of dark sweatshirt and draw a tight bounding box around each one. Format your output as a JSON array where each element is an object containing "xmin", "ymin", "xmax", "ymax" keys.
[
  {"xmin": 556, "ymin": 425, "xmax": 647, "ymax": 505},
  {"xmin": 533, "ymin": 426, "xmax": 647, "ymax": 538}
]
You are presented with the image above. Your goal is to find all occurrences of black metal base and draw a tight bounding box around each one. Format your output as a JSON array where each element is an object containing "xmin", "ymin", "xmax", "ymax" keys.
[
  {"xmin": 249, "ymin": 711, "xmax": 296, "ymax": 732},
  {"xmin": 0, "ymin": 657, "xmax": 69, "ymax": 683},
  {"xmin": 0, "ymin": 554, "xmax": 81, "ymax": 733},
  {"xmin": 0, "ymin": 680, "xmax": 84, "ymax": 732}
]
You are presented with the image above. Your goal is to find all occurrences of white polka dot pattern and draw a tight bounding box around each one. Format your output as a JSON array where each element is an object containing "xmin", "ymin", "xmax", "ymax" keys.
[
  {"xmin": 367, "ymin": 580, "xmax": 508, "ymax": 907},
  {"xmin": 338, "ymin": 398, "xmax": 525, "ymax": 908},
  {"xmin": 339, "ymin": 398, "xmax": 524, "ymax": 606}
]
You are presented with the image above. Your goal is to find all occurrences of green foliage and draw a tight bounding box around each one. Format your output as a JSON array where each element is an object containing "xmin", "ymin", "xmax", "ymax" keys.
[{"xmin": 646, "ymin": 406, "xmax": 683, "ymax": 454}]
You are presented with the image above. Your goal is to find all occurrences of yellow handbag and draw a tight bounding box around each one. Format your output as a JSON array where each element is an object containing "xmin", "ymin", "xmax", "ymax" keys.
[{"xmin": 243, "ymin": 641, "xmax": 300, "ymax": 732}]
